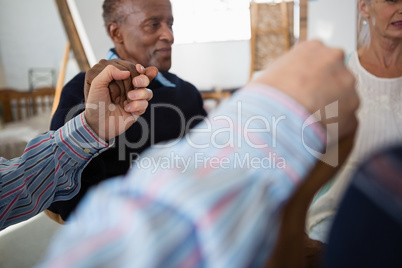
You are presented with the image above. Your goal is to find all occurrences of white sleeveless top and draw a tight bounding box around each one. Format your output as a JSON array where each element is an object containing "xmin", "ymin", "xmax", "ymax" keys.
[{"xmin": 307, "ymin": 51, "xmax": 402, "ymax": 239}]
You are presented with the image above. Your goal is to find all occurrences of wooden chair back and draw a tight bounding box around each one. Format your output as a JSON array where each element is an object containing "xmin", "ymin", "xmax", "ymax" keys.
[
  {"xmin": 265, "ymin": 133, "xmax": 356, "ymax": 268},
  {"xmin": 201, "ymin": 88, "xmax": 232, "ymax": 113},
  {"xmin": 201, "ymin": 89, "xmax": 232, "ymax": 105},
  {"xmin": 0, "ymin": 87, "xmax": 55, "ymax": 123}
]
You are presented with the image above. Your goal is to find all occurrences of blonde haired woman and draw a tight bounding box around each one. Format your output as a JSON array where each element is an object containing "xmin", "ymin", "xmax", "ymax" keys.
[{"xmin": 307, "ymin": 0, "xmax": 402, "ymax": 243}]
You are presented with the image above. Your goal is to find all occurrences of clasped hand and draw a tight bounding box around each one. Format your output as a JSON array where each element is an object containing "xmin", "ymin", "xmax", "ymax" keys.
[{"xmin": 83, "ymin": 59, "xmax": 158, "ymax": 141}]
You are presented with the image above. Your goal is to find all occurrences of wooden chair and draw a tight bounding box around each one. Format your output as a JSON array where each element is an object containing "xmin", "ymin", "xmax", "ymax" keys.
[
  {"xmin": 201, "ymin": 88, "xmax": 232, "ymax": 105},
  {"xmin": 30, "ymin": 87, "xmax": 56, "ymax": 115},
  {"xmin": 265, "ymin": 133, "xmax": 356, "ymax": 268},
  {"xmin": 0, "ymin": 87, "xmax": 55, "ymax": 123},
  {"xmin": 0, "ymin": 88, "xmax": 20, "ymax": 123},
  {"xmin": 249, "ymin": 0, "xmax": 294, "ymax": 79},
  {"xmin": 201, "ymin": 88, "xmax": 232, "ymax": 113}
]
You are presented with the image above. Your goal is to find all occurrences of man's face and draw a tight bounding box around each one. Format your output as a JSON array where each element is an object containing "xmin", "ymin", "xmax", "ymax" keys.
[{"xmin": 116, "ymin": 0, "xmax": 174, "ymax": 72}]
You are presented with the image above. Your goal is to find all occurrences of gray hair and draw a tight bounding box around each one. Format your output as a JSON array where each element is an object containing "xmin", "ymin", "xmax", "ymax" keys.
[
  {"xmin": 102, "ymin": 0, "xmax": 130, "ymax": 26},
  {"xmin": 357, "ymin": 0, "xmax": 371, "ymax": 48}
]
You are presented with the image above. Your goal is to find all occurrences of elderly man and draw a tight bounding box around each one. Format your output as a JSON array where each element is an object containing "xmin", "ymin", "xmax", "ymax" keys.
[{"xmin": 47, "ymin": 0, "xmax": 207, "ymax": 222}]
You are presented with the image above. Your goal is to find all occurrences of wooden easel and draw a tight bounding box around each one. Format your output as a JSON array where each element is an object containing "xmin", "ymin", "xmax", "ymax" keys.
[
  {"xmin": 51, "ymin": 41, "xmax": 71, "ymax": 116},
  {"xmin": 52, "ymin": 0, "xmax": 93, "ymax": 115}
]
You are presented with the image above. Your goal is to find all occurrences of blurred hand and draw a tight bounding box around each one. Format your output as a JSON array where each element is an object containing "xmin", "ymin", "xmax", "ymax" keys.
[
  {"xmin": 250, "ymin": 40, "xmax": 359, "ymax": 141},
  {"xmin": 83, "ymin": 64, "xmax": 155, "ymax": 141}
]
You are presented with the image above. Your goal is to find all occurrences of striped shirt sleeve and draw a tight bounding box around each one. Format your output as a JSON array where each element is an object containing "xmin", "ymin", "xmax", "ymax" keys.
[
  {"xmin": 0, "ymin": 112, "xmax": 109, "ymax": 230},
  {"xmin": 37, "ymin": 85, "xmax": 326, "ymax": 268}
]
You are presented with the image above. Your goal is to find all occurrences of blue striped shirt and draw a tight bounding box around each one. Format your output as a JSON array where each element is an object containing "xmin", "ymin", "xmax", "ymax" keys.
[
  {"xmin": 37, "ymin": 85, "xmax": 325, "ymax": 268},
  {"xmin": 0, "ymin": 113, "xmax": 109, "ymax": 230}
]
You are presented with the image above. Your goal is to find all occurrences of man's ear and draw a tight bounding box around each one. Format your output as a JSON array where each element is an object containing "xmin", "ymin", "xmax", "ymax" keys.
[
  {"xmin": 359, "ymin": 0, "xmax": 370, "ymax": 19},
  {"xmin": 107, "ymin": 22, "xmax": 123, "ymax": 43}
]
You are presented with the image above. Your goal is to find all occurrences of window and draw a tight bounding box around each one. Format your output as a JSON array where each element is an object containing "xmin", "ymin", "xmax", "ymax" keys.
[
  {"xmin": 171, "ymin": 0, "xmax": 252, "ymax": 44},
  {"xmin": 171, "ymin": 0, "xmax": 299, "ymax": 44}
]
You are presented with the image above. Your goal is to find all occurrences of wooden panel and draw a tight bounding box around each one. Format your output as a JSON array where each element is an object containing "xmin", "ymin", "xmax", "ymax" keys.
[
  {"xmin": 249, "ymin": 1, "xmax": 294, "ymax": 78},
  {"xmin": 299, "ymin": 0, "xmax": 308, "ymax": 41}
]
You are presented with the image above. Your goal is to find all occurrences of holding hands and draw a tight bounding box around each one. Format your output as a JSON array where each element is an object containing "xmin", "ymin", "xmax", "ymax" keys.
[{"xmin": 83, "ymin": 60, "xmax": 158, "ymax": 141}]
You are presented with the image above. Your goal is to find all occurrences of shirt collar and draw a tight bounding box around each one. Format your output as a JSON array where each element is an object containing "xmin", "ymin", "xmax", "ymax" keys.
[{"xmin": 106, "ymin": 49, "xmax": 176, "ymax": 88}]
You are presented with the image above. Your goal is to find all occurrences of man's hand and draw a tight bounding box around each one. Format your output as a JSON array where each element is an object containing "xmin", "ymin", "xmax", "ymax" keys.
[
  {"xmin": 84, "ymin": 59, "xmax": 158, "ymax": 105},
  {"xmin": 83, "ymin": 65, "xmax": 155, "ymax": 141},
  {"xmin": 250, "ymin": 40, "xmax": 359, "ymax": 141}
]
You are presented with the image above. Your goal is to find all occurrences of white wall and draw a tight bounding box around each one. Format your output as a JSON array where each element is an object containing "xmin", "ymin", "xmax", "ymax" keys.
[
  {"xmin": 0, "ymin": 51, "xmax": 6, "ymax": 88},
  {"xmin": 0, "ymin": 0, "xmax": 67, "ymax": 91},
  {"xmin": 171, "ymin": 41, "xmax": 250, "ymax": 90},
  {"xmin": 0, "ymin": 0, "xmax": 357, "ymax": 92},
  {"xmin": 308, "ymin": 0, "xmax": 357, "ymax": 53}
]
